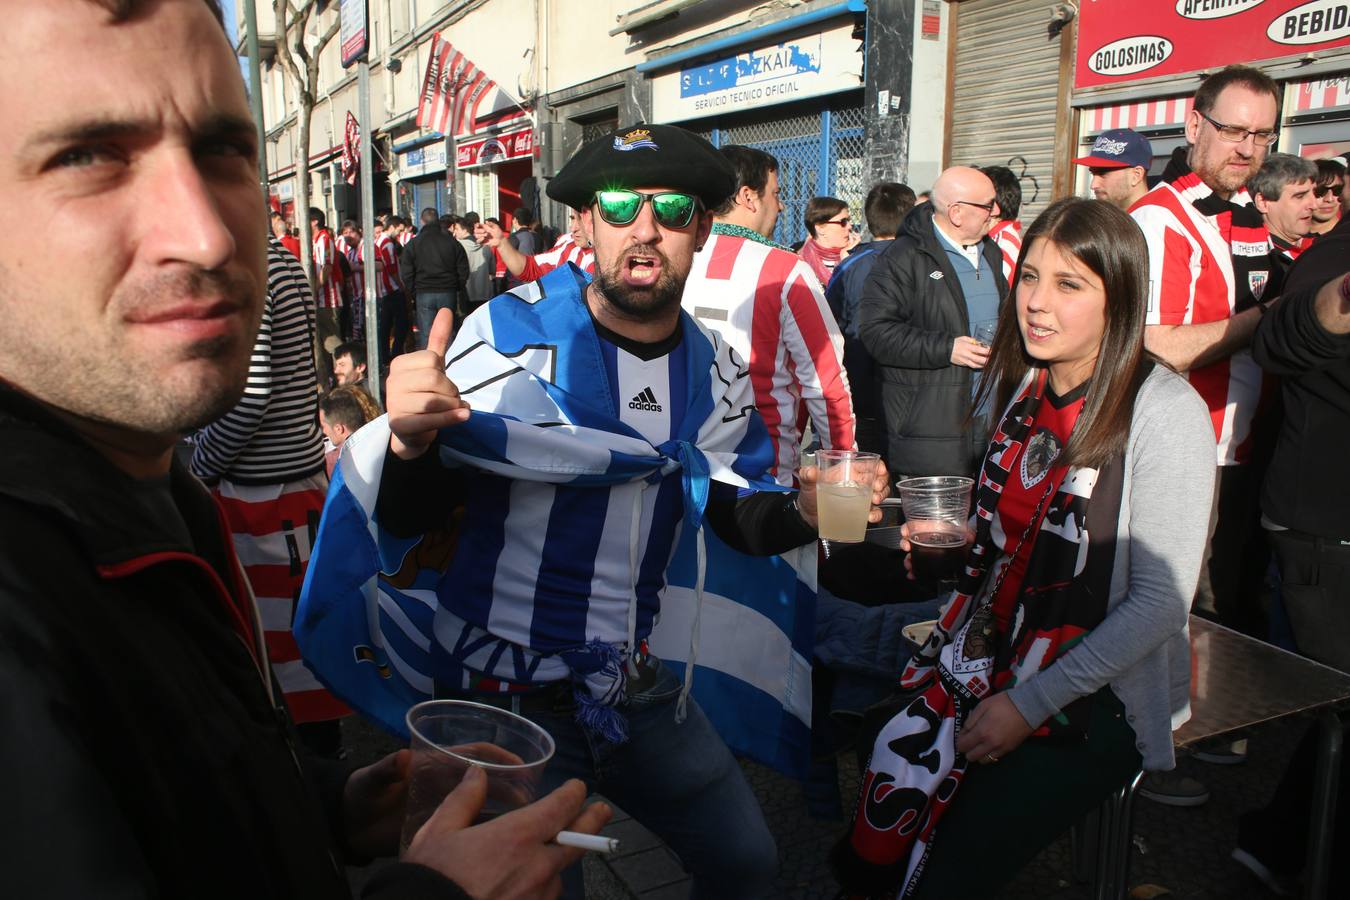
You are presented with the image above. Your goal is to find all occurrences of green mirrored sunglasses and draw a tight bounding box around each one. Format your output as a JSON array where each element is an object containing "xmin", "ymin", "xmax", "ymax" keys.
[{"xmin": 592, "ymin": 190, "xmax": 699, "ymax": 228}]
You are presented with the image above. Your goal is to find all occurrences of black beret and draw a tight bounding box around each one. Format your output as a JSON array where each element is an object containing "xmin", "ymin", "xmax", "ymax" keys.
[{"xmin": 546, "ymin": 124, "xmax": 737, "ymax": 211}]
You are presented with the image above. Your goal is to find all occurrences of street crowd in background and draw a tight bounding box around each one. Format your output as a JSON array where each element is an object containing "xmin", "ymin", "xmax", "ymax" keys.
[{"xmin": 3, "ymin": 3, "xmax": 1350, "ymax": 900}]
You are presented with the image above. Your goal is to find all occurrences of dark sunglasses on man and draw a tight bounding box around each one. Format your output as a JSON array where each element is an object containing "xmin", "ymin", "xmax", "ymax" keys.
[
  {"xmin": 1314, "ymin": 182, "xmax": 1344, "ymax": 199},
  {"xmin": 592, "ymin": 190, "xmax": 701, "ymax": 229}
]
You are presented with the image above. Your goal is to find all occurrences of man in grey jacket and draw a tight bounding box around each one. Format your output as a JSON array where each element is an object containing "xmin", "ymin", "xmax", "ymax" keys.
[
  {"xmin": 449, "ymin": 215, "xmax": 493, "ymax": 309},
  {"xmin": 859, "ymin": 166, "xmax": 1008, "ymax": 478}
]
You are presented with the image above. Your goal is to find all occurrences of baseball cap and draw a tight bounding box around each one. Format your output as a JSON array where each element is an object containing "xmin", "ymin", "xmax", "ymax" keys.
[
  {"xmin": 546, "ymin": 124, "xmax": 736, "ymax": 211},
  {"xmin": 1072, "ymin": 128, "xmax": 1153, "ymax": 170}
]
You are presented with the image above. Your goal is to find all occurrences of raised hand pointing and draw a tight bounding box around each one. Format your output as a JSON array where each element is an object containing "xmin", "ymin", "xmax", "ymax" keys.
[{"xmin": 386, "ymin": 307, "xmax": 471, "ymax": 460}]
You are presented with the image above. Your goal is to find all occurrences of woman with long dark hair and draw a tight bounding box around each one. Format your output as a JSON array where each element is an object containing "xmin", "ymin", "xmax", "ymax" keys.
[{"xmin": 833, "ymin": 198, "xmax": 1217, "ymax": 898}]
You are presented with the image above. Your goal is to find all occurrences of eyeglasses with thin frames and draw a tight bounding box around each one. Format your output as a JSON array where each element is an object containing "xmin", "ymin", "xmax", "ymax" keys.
[
  {"xmin": 1197, "ymin": 110, "xmax": 1278, "ymax": 147},
  {"xmin": 952, "ymin": 199, "xmax": 997, "ymax": 216}
]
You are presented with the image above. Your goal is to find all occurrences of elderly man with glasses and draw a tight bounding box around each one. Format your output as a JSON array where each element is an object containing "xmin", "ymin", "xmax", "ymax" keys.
[
  {"xmin": 858, "ymin": 165, "xmax": 1009, "ymax": 480},
  {"xmin": 1129, "ymin": 64, "xmax": 1283, "ymax": 806}
]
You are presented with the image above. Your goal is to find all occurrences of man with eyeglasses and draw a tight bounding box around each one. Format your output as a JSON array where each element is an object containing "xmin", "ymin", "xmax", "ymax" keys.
[
  {"xmin": 1310, "ymin": 158, "xmax": 1345, "ymax": 237},
  {"xmin": 1130, "ymin": 65, "xmax": 1281, "ymax": 804},
  {"xmin": 858, "ymin": 165, "xmax": 1008, "ymax": 480},
  {"xmin": 323, "ymin": 124, "xmax": 888, "ymax": 899},
  {"xmin": 682, "ymin": 144, "xmax": 856, "ymax": 486}
]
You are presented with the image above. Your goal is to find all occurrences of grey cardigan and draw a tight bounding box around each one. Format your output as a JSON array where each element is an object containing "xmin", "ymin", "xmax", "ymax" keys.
[{"xmin": 1004, "ymin": 367, "xmax": 1216, "ymax": 771}]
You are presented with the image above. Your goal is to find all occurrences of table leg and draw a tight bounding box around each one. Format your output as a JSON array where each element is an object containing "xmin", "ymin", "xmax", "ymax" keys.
[{"xmin": 1305, "ymin": 710, "xmax": 1345, "ymax": 900}]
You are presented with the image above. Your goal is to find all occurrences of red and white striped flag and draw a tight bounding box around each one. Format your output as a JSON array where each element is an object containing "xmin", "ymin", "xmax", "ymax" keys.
[
  {"xmin": 416, "ymin": 33, "xmax": 500, "ymax": 136},
  {"xmin": 341, "ymin": 111, "xmax": 360, "ymax": 184}
]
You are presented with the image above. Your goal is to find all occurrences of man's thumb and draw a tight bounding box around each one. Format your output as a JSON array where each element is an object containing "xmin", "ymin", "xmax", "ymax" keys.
[{"xmin": 427, "ymin": 307, "xmax": 455, "ymax": 359}]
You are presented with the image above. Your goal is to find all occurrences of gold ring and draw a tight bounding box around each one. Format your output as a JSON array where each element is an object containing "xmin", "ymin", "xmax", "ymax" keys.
[{"xmin": 984, "ymin": 753, "xmax": 999, "ymax": 764}]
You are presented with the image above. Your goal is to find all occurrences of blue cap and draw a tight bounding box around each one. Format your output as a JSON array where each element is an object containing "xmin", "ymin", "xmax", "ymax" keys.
[{"xmin": 1073, "ymin": 128, "xmax": 1153, "ymax": 170}]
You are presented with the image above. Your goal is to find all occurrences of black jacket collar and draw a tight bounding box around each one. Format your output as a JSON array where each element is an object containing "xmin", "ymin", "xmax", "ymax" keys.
[{"xmin": 0, "ymin": 384, "xmax": 220, "ymax": 567}]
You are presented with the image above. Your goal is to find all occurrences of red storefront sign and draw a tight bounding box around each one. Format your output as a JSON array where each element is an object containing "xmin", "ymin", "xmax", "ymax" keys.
[
  {"xmin": 1077, "ymin": 0, "xmax": 1350, "ymax": 89},
  {"xmin": 455, "ymin": 129, "xmax": 534, "ymax": 169}
]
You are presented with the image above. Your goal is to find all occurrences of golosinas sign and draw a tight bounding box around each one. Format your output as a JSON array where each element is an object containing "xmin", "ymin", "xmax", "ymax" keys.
[{"xmin": 1077, "ymin": 0, "xmax": 1350, "ymax": 88}]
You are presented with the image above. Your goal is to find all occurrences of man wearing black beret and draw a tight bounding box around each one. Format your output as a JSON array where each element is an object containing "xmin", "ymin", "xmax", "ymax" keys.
[{"xmin": 362, "ymin": 123, "xmax": 890, "ymax": 898}]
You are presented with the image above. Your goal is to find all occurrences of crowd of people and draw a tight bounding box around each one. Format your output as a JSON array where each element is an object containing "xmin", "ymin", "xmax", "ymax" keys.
[{"xmin": 3, "ymin": 2, "xmax": 1349, "ymax": 899}]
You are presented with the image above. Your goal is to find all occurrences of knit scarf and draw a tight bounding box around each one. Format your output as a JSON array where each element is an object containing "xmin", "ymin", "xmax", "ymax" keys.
[
  {"xmin": 710, "ymin": 221, "xmax": 791, "ymax": 251},
  {"xmin": 1160, "ymin": 146, "xmax": 1273, "ymax": 312},
  {"xmin": 832, "ymin": 368, "xmax": 1128, "ymax": 898},
  {"xmin": 799, "ymin": 237, "xmax": 844, "ymax": 288}
]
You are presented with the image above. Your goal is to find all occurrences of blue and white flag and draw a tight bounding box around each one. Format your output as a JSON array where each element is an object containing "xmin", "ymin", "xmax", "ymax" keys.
[{"xmin": 298, "ymin": 265, "xmax": 817, "ymax": 775}]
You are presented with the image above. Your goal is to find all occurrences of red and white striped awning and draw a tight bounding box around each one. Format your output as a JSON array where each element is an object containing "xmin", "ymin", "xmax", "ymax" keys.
[
  {"xmin": 1084, "ymin": 96, "xmax": 1194, "ymax": 134},
  {"xmin": 1292, "ymin": 77, "xmax": 1350, "ymax": 114}
]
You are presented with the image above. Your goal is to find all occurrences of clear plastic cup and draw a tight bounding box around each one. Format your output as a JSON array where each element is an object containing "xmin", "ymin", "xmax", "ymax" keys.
[
  {"xmin": 399, "ymin": 700, "xmax": 555, "ymax": 854},
  {"xmin": 896, "ymin": 476, "xmax": 974, "ymax": 584},
  {"xmin": 816, "ymin": 449, "xmax": 880, "ymax": 543}
]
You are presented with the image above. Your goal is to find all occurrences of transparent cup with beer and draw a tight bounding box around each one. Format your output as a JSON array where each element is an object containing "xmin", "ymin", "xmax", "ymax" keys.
[
  {"xmin": 399, "ymin": 700, "xmax": 555, "ymax": 854},
  {"xmin": 814, "ymin": 449, "xmax": 880, "ymax": 543},
  {"xmin": 896, "ymin": 476, "xmax": 974, "ymax": 585}
]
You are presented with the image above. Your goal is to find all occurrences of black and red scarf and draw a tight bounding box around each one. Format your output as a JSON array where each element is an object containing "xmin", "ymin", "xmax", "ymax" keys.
[
  {"xmin": 832, "ymin": 369, "xmax": 1129, "ymax": 898},
  {"xmin": 1160, "ymin": 146, "xmax": 1274, "ymax": 311}
]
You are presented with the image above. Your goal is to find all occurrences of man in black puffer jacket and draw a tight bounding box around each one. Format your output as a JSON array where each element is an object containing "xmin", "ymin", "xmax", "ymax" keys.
[
  {"xmin": 402, "ymin": 207, "xmax": 471, "ymax": 347},
  {"xmin": 0, "ymin": 2, "xmax": 606, "ymax": 897},
  {"xmin": 858, "ymin": 166, "xmax": 1009, "ymax": 478}
]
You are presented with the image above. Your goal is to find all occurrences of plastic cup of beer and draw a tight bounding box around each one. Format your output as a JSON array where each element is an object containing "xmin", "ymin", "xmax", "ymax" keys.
[
  {"xmin": 815, "ymin": 449, "xmax": 880, "ymax": 543},
  {"xmin": 399, "ymin": 700, "xmax": 555, "ymax": 854},
  {"xmin": 896, "ymin": 476, "xmax": 974, "ymax": 584}
]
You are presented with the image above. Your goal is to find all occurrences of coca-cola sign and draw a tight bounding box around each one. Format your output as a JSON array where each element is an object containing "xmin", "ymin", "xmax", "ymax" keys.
[{"xmin": 1078, "ymin": 0, "xmax": 1350, "ymax": 89}]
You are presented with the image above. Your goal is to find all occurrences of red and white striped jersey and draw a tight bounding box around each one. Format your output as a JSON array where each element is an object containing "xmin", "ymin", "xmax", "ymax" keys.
[
  {"xmin": 518, "ymin": 234, "xmax": 595, "ymax": 282},
  {"xmin": 214, "ymin": 474, "xmax": 349, "ymax": 724},
  {"xmin": 1132, "ymin": 183, "xmax": 1269, "ymax": 466},
  {"xmin": 683, "ymin": 231, "xmax": 856, "ymax": 485},
  {"xmin": 374, "ymin": 233, "xmax": 402, "ymax": 295},
  {"xmin": 988, "ymin": 219, "xmax": 1023, "ymax": 284},
  {"xmin": 311, "ymin": 228, "xmax": 343, "ymax": 309},
  {"xmin": 397, "ymin": 231, "xmax": 412, "ymax": 247}
]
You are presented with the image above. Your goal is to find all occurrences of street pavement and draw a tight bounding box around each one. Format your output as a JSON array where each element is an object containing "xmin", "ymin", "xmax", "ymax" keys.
[{"xmin": 344, "ymin": 713, "xmax": 1304, "ymax": 898}]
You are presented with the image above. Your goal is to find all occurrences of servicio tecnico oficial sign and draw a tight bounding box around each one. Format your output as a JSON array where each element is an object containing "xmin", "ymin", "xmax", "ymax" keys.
[
  {"xmin": 650, "ymin": 22, "xmax": 862, "ymax": 123},
  {"xmin": 1077, "ymin": 0, "xmax": 1350, "ymax": 89}
]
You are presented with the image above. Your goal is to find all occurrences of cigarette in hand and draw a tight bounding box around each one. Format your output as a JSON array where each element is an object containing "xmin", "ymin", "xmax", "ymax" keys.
[{"xmin": 553, "ymin": 830, "xmax": 620, "ymax": 854}]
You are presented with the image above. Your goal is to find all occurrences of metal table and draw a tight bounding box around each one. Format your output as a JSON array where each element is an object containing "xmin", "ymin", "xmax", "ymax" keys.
[{"xmin": 1087, "ymin": 616, "xmax": 1350, "ymax": 900}]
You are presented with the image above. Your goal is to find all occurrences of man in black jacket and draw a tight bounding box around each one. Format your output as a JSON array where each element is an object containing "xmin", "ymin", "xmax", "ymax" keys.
[
  {"xmin": 0, "ymin": 1, "xmax": 606, "ymax": 897},
  {"xmin": 1235, "ymin": 214, "xmax": 1350, "ymax": 890},
  {"xmin": 858, "ymin": 166, "xmax": 1008, "ymax": 477},
  {"xmin": 401, "ymin": 207, "xmax": 471, "ymax": 348}
]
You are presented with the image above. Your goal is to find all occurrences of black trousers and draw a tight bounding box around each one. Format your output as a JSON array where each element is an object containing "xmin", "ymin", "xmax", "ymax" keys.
[
  {"xmin": 1239, "ymin": 529, "xmax": 1350, "ymax": 874},
  {"xmin": 1192, "ymin": 463, "xmax": 1271, "ymax": 638},
  {"xmin": 909, "ymin": 689, "xmax": 1142, "ymax": 899}
]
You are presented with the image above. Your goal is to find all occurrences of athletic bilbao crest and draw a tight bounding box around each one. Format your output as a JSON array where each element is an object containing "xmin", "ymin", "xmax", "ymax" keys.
[
  {"xmin": 1020, "ymin": 427, "xmax": 1062, "ymax": 489},
  {"xmin": 1250, "ymin": 270, "xmax": 1269, "ymax": 300},
  {"xmin": 614, "ymin": 128, "xmax": 659, "ymax": 152}
]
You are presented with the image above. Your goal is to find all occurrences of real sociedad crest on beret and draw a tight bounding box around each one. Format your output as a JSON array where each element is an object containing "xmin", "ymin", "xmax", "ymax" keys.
[{"xmin": 614, "ymin": 128, "xmax": 659, "ymax": 152}]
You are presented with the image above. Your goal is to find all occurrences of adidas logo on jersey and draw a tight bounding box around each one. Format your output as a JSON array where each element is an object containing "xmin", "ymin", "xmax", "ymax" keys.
[{"xmin": 628, "ymin": 387, "xmax": 662, "ymax": 412}]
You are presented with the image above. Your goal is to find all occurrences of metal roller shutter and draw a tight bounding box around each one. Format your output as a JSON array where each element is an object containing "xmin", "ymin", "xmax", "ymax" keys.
[{"xmin": 949, "ymin": 0, "xmax": 1063, "ymax": 221}]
